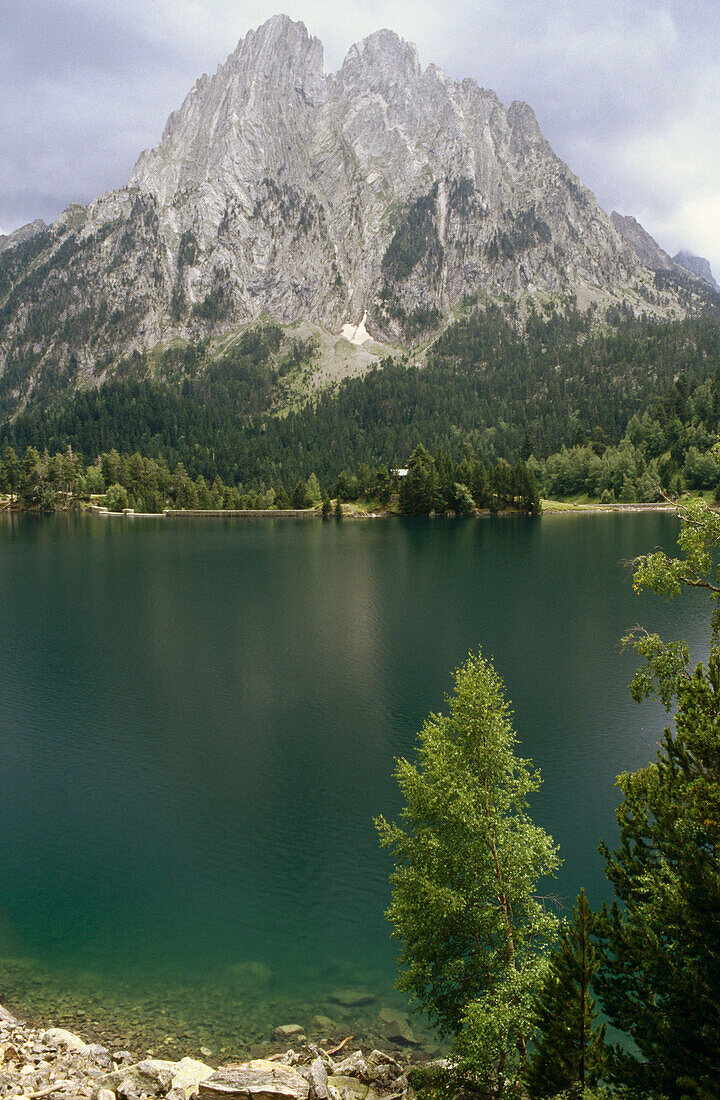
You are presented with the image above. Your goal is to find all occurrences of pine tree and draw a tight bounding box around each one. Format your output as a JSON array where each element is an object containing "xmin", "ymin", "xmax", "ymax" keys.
[
  {"xmin": 527, "ymin": 889, "xmax": 606, "ymax": 1098},
  {"xmin": 595, "ymin": 495, "xmax": 720, "ymax": 1099}
]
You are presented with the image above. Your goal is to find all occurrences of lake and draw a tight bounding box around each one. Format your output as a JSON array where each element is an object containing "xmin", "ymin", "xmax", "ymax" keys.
[{"xmin": 0, "ymin": 511, "xmax": 709, "ymax": 1056}]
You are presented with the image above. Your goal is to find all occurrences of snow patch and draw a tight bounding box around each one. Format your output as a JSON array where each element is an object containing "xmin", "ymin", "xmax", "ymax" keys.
[{"xmin": 341, "ymin": 311, "xmax": 372, "ymax": 345}]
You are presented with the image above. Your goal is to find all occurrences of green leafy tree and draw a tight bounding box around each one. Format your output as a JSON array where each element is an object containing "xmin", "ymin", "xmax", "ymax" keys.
[
  {"xmin": 275, "ymin": 484, "xmax": 291, "ymax": 509},
  {"xmin": 104, "ymin": 483, "xmax": 129, "ymax": 512},
  {"xmin": 374, "ymin": 464, "xmax": 392, "ymax": 505},
  {"xmin": 447, "ymin": 481, "xmax": 476, "ymax": 516},
  {"xmin": 595, "ymin": 495, "xmax": 720, "ymax": 1099},
  {"xmin": 527, "ymin": 889, "xmax": 606, "ymax": 1098},
  {"xmin": 376, "ymin": 650, "xmax": 559, "ymax": 1095},
  {"xmin": 334, "ymin": 469, "xmax": 359, "ymax": 502}
]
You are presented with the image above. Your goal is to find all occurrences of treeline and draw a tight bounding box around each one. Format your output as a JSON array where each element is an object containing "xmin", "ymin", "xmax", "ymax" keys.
[
  {"xmin": 4, "ymin": 307, "xmax": 720, "ymax": 492},
  {"xmin": 0, "ymin": 443, "xmax": 304, "ymax": 513},
  {"xmin": 0, "ymin": 440, "xmax": 539, "ymax": 516},
  {"xmin": 6, "ymin": 359, "xmax": 720, "ymax": 511},
  {"xmin": 531, "ymin": 366, "xmax": 720, "ymax": 501}
]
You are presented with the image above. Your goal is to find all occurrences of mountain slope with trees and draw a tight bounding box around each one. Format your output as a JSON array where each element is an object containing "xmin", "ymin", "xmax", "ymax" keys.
[{"xmin": 3, "ymin": 306, "xmax": 720, "ymax": 499}]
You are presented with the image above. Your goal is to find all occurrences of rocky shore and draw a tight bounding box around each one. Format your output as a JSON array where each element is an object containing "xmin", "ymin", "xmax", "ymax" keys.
[{"xmin": 0, "ymin": 1003, "xmax": 432, "ymax": 1100}]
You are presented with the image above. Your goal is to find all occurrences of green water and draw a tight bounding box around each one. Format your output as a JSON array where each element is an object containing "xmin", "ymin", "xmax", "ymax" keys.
[{"xmin": 0, "ymin": 512, "xmax": 708, "ymax": 1055}]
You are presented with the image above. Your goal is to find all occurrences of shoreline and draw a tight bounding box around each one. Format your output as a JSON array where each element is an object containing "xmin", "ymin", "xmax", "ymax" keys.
[
  {"xmin": 0, "ymin": 956, "xmax": 437, "ymax": 1069},
  {"xmin": 0, "ymin": 999, "xmax": 426, "ymax": 1100},
  {"xmin": 1, "ymin": 500, "xmax": 690, "ymax": 521}
]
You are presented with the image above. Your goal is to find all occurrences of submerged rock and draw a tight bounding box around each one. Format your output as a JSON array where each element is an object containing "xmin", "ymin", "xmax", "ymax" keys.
[
  {"xmin": 228, "ymin": 963, "xmax": 274, "ymax": 989},
  {"xmin": 327, "ymin": 992, "xmax": 375, "ymax": 1009},
  {"xmin": 374, "ymin": 1010, "xmax": 417, "ymax": 1046},
  {"xmin": 309, "ymin": 1017, "xmax": 336, "ymax": 1034},
  {"xmin": 271, "ymin": 1025, "xmax": 306, "ymax": 1043}
]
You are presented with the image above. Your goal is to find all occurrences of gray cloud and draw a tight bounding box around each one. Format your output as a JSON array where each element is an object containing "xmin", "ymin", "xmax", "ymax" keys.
[{"xmin": 1, "ymin": 0, "xmax": 719, "ymax": 274}]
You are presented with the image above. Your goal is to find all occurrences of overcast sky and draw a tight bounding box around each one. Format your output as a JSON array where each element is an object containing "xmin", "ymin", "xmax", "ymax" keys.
[{"xmin": 1, "ymin": 0, "xmax": 719, "ymax": 276}]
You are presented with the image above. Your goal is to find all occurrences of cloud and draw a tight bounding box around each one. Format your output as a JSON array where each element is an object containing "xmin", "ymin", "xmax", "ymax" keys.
[{"xmin": 1, "ymin": 0, "xmax": 719, "ymax": 277}]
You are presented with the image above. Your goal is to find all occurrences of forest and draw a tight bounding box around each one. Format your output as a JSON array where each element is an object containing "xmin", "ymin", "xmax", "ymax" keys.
[
  {"xmin": 3, "ymin": 305, "xmax": 720, "ymax": 498},
  {"xmin": 3, "ymin": 340, "xmax": 720, "ymax": 514}
]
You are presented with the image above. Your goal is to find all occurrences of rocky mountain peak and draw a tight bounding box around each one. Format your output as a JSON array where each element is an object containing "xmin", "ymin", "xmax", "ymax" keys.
[
  {"xmin": 3, "ymin": 13, "xmax": 715, "ymax": 417},
  {"xmin": 0, "ymin": 218, "xmax": 47, "ymax": 254},
  {"xmin": 674, "ymin": 250, "xmax": 718, "ymax": 290},
  {"xmin": 130, "ymin": 14, "xmax": 326, "ymax": 202},
  {"xmin": 611, "ymin": 212, "xmax": 676, "ymax": 272},
  {"xmin": 339, "ymin": 29, "xmax": 422, "ymax": 92},
  {"xmin": 228, "ymin": 14, "xmax": 325, "ymax": 100},
  {"xmin": 507, "ymin": 100, "xmax": 543, "ymax": 141}
]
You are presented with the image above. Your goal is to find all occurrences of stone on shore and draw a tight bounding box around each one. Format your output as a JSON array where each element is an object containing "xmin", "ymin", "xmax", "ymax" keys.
[
  {"xmin": 326, "ymin": 1077, "xmax": 380, "ymax": 1100},
  {"xmin": 307, "ymin": 1057, "xmax": 329, "ymax": 1100},
  {"xmin": 167, "ymin": 1057, "xmax": 216, "ymax": 1100},
  {"xmin": 94, "ymin": 1058, "xmax": 178, "ymax": 1097},
  {"xmin": 43, "ymin": 1027, "xmax": 92, "ymax": 1053},
  {"xmin": 330, "ymin": 1053, "xmax": 367, "ymax": 1079},
  {"xmin": 199, "ymin": 1061, "xmax": 310, "ymax": 1100}
]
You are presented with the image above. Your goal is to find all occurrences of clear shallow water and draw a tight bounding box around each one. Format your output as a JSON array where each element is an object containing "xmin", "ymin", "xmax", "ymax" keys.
[{"xmin": 0, "ymin": 512, "xmax": 710, "ymax": 1055}]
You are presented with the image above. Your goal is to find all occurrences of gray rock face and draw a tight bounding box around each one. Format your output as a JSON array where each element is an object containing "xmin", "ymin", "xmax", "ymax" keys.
[
  {"xmin": 610, "ymin": 212, "xmax": 676, "ymax": 272},
  {"xmin": 0, "ymin": 217, "xmax": 47, "ymax": 253},
  {"xmin": 199, "ymin": 1061, "xmax": 310, "ymax": 1100},
  {"xmin": 125, "ymin": 14, "xmax": 644, "ymax": 337},
  {"xmin": 0, "ymin": 15, "xmax": 710, "ymax": 406},
  {"xmin": 674, "ymin": 250, "xmax": 718, "ymax": 289}
]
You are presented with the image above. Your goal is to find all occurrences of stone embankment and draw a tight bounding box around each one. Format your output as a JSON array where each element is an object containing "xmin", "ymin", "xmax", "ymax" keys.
[
  {"xmin": 0, "ymin": 1004, "xmax": 429, "ymax": 1100},
  {"xmin": 88, "ymin": 506, "xmax": 319, "ymax": 519}
]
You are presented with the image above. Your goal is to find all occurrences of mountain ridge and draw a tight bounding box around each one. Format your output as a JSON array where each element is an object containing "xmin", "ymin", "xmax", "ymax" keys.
[{"xmin": 0, "ymin": 14, "xmax": 716, "ymax": 419}]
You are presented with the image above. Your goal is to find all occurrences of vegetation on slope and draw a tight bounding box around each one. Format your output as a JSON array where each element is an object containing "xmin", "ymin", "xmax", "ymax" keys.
[{"xmin": 3, "ymin": 306, "xmax": 720, "ymax": 496}]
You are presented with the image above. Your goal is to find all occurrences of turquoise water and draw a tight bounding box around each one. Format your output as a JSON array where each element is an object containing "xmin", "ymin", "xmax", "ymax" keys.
[{"xmin": 0, "ymin": 512, "xmax": 709, "ymax": 1054}]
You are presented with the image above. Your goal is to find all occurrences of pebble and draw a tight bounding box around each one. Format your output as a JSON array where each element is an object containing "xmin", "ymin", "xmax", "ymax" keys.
[{"xmin": 0, "ymin": 998, "xmax": 429, "ymax": 1100}]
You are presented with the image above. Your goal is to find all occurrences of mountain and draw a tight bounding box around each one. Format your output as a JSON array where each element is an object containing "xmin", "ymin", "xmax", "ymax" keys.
[
  {"xmin": 610, "ymin": 212, "xmax": 677, "ymax": 273},
  {"xmin": 0, "ymin": 14, "xmax": 716, "ymax": 418},
  {"xmin": 0, "ymin": 219, "xmax": 47, "ymax": 255},
  {"xmin": 673, "ymin": 250, "xmax": 718, "ymax": 290}
]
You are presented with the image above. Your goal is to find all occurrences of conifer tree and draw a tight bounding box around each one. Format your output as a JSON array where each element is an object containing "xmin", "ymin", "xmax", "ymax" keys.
[
  {"xmin": 596, "ymin": 495, "xmax": 720, "ymax": 1099},
  {"xmin": 527, "ymin": 889, "xmax": 606, "ymax": 1099}
]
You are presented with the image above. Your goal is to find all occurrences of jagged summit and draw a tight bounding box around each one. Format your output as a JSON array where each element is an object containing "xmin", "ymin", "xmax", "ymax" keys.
[
  {"xmin": 674, "ymin": 250, "xmax": 718, "ymax": 290},
  {"xmin": 339, "ymin": 28, "xmax": 423, "ymax": 88},
  {"xmin": 1, "ymin": 14, "xmax": 715, "ymax": 415}
]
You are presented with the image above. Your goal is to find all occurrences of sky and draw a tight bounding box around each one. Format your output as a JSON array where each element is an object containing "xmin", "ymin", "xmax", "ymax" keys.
[{"xmin": 1, "ymin": 0, "xmax": 719, "ymax": 276}]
